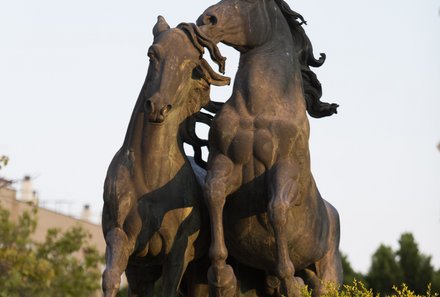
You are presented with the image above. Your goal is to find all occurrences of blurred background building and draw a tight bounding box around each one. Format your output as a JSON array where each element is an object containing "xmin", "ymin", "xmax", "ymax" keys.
[{"xmin": 0, "ymin": 175, "xmax": 105, "ymax": 255}]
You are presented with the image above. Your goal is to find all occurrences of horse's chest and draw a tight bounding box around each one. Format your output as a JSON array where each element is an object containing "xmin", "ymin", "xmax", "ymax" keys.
[
  {"xmin": 218, "ymin": 114, "xmax": 298, "ymax": 168},
  {"xmin": 143, "ymin": 159, "xmax": 185, "ymax": 191}
]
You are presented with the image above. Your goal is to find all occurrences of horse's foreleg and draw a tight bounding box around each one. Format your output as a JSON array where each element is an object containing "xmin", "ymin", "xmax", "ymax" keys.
[
  {"xmin": 267, "ymin": 161, "xmax": 303, "ymax": 297},
  {"xmin": 102, "ymin": 226, "xmax": 132, "ymax": 297},
  {"xmin": 102, "ymin": 202, "xmax": 141, "ymax": 297},
  {"xmin": 204, "ymin": 154, "xmax": 240, "ymax": 297}
]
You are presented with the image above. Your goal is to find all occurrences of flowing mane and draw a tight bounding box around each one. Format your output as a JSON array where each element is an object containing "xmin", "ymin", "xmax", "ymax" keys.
[
  {"xmin": 274, "ymin": 0, "xmax": 339, "ymax": 118},
  {"xmin": 178, "ymin": 22, "xmax": 227, "ymax": 73},
  {"xmin": 177, "ymin": 23, "xmax": 228, "ymax": 168}
]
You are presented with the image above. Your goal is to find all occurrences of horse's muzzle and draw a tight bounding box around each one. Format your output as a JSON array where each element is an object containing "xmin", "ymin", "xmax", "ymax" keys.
[{"xmin": 145, "ymin": 100, "xmax": 172, "ymax": 123}]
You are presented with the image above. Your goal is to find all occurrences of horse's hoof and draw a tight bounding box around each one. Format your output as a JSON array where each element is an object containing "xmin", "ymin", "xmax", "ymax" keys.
[
  {"xmin": 207, "ymin": 264, "xmax": 237, "ymax": 297},
  {"xmin": 282, "ymin": 276, "xmax": 304, "ymax": 297},
  {"xmin": 102, "ymin": 283, "xmax": 120, "ymax": 297},
  {"xmin": 102, "ymin": 285, "xmax": 120, "ymax": 297},
  {"xmin": 294, "ymin": 276, "xmax": 305, "ymax": 286},
  {"xmin": 102, "ymin": 270, "xmax": 121, "ymax": 297},
  {"xmin": 265, "ymin": 275, "xmax": 281, "ymax": 296}
]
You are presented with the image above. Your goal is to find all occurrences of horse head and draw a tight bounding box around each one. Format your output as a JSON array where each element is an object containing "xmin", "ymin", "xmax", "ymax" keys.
[
  {"xmin": 143, "ymin": 17, "xmax": 230, "ymax": 125},
  {"xmin": 197, "ymin": 0, "xmax": 279, "ymax": 51},
  {"xmin": 197, "ymin": 0, "xmax": 339, "ymax": 117}
]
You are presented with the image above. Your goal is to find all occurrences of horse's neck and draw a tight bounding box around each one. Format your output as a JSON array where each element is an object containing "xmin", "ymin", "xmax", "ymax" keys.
[
  {"xmin": 239, "ymin": 39, "xmax": 297, "ymax": 82},
  {"xmin": 143, "ymin": 122, "xmax": 185, "ymax": 166},
  {"xmin": 129, "ymin": 118, "xmax": 188, "ymax": 189},
  {"xmin": 234, "ymin": 10, "xmax": 303, "ymax": 114}
]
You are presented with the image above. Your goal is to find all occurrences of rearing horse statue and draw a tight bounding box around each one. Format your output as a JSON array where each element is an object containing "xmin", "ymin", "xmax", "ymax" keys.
[
  {"xmin": 196, "ymin": 0, "xmax": 342, "ymax": 296},
  {"xmin": 101, "ymin": 17, "xmax": 230, "ymax": 297}
]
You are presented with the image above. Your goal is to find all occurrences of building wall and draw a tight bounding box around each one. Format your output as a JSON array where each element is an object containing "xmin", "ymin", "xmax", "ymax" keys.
[
  {"xmin": 0, "ymin": 186, "xmax": 106, "ymax": 254},
  {"xmin": 0, "ymin": 182, "xmax": 133, "ymax": 295}
]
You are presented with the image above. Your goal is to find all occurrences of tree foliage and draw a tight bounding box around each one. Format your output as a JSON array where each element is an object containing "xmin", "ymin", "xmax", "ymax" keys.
[
  {"xmin": 341, "ymin": 252, "xmax": 365, "ymax": 284},
  {"xmin": 366, "ymin": 244, "xmax": 403, "ymax": 294},
  {"xmin": 396, "ymin": 233, "xmax": 434, "ymax": 294},
  {"xmin": 432, "ymin": 270, "xmax": 440, "ymax": 294},
  {"xmin": 0, "ymin": 205, "xmax": 103, "ymax": 297},
  {"xmin": 0, "ymin": 155, "xmax": 8, "ymax": 170},
  {"xmin": 343, "ymin": 232, "xmax": 440, "ymax": 295}
]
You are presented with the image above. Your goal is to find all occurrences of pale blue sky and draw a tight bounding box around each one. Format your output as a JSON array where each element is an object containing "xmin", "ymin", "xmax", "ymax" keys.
[{"xmin": 1, "ymin": 0, "xmax": 439, "ymax": 273}]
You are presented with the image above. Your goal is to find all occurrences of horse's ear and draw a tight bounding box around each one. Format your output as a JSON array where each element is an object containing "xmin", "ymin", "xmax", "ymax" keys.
[
  {"xmin": 200, "ymin": 59, "xmax": 231, "ymax": 86},
  {"xmin": 153, "ymin": 16, "xmax": 170, "ymax": 38}
]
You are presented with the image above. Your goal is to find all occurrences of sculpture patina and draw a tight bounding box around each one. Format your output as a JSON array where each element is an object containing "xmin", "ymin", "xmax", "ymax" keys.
[
  {"xmin": 102, "ymin": 1, "xmax": 342, "ymax": 297},
  {"xmin": 196, "ymin": 0, "xmax": 342, "ymax": 296},
  {"xmin": 101, "ymin": 18, "xmax": 230, "ymax": 297}
]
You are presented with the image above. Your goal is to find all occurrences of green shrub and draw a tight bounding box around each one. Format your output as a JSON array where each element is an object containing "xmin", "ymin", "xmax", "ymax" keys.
[
  {"xmin": 0, "ymin": 205, "xmax": 103, "ymax": 297},
  {"xmin": 297, "ymin": 280, "xmax": 439, "ymax": 297}
]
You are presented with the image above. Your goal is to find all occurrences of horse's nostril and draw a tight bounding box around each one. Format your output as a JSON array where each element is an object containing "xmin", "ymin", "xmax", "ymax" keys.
[
  {"xmin": 197, "ymin": 13, "xmax": 218, "ymax": 26},
  {"xmin": 160, "ymin": 104, "xmax": 172, "ymax": 117},
  {"xmin": 207, "ymin": 15, "xmax": 218, "ymax": 25},
  {"xmin": 145, "ymin": 99, "xmax": 154, "ymax": 113}
]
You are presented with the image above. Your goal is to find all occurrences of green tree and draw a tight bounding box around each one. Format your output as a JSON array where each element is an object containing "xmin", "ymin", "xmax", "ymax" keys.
[
  {"xmin": 366, "ymin": 244, "xmax": 402, "ymax": 295},
  {"xmin": 432, "ymin": 269, "xmax": 440, "ymax": 293},
  {"xmin": 341, "ymin": 252, "xmax": 365, "ymax": 284},
  {"xmin": 396, "ymin": 232, "xmax": 434, "ymax": 294},
  {"xmin": 0, "ymin": 207, "xmax": 54, "ymax": 297},
  {"xmin": 0, "ymin": 205, "xmax": 103, "ymax": 297},
  {"xmin": 0, "ymin": 155, "xmax": 8, "ymax": 170}
]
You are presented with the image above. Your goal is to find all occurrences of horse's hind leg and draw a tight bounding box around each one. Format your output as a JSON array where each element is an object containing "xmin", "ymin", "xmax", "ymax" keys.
[
  {"xmin": 267, "ymin": 161, "xmax": 303, "ymax": 297},
  {"xmin": 313, "ymin": 201, "xmax": 343, "ymax": 295},
  {"xmin": 181, "ymin": 257, "xmax": 210, "ymax": 297},
  {"xmin": 204, "ymin": 154, "xmax": 241, "ymax": 297},
  {"xmin": 126, "ymin": 264, "xmax": 161, "ymax": 297},
  {"xmin": 161, "ymin": 237, "xmax": 195, "ymax": 297},
  {"xmin": 302, "ymin": 251, "xmax": 342, "ymax": 297}
]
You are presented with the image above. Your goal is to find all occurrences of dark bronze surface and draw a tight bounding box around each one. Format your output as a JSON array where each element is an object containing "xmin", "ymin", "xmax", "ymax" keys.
[
  {"xmin": 101, "ymin": 18, "xmax": 229, "ymax": 297},
  {"xmin": 196, "ymin": 0, "xmax": 342, "ymax": 296},
  {"xmin": 102, "ymin": 1, "xmax": 342, "ymax": 296}
]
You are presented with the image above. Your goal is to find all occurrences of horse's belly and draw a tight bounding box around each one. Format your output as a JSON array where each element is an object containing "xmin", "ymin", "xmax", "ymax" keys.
[
  {"xmin": 224, "ymin": 208, "xmax": 328, "ymax": 272},
  {"xmin": 133, "ymin": 201, "xmax": 202, "ymax": 263},
  {"xmin": 224, "ymin": 215, "xmax": 277, "ymax": 270},
  {"xmin": 158, "ymin": 206, "xmax": 200, "ymax": 251}
]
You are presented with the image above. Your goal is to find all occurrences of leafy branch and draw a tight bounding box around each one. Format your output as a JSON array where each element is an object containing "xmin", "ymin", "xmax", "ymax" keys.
[{"xmin": 0, "ymin": 155, "xmax": 9, "ymax": 170}]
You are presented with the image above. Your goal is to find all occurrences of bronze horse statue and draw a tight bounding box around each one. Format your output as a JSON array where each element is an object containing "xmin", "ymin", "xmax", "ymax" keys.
[
  {"xmin": 138, "ymin": 20, "xmax": 280, "ymax": 297},
  {"xmin": 195, "ymin": 0, "xmax": 343, "ymax": 296},
  {"xmin": 101, "ymin": 17, "xmax": 230, "ymax": 297}
]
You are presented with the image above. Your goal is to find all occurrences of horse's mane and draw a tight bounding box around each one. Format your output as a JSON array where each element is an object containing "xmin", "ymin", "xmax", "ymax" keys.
[
  {"xmin": 177, "ymin": 22, "xmax": 227, "ymax": 74},
  {"xmin": 274, "ymin": 0, "xmax": 339, "ymax": 118},
  {"xmin": 177, "ymin": 22, "xmax": 227, "ymax": 169}
]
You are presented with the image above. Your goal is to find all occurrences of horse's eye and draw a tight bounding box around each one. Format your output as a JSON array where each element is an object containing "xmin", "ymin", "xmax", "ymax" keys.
[
  {"xmin": 148, "ymin": 50, "xmax": 158, "ymax": 62},
  {"xmin": 192, "ymin": 66, "xmax": 206, "ymax": 80}
]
